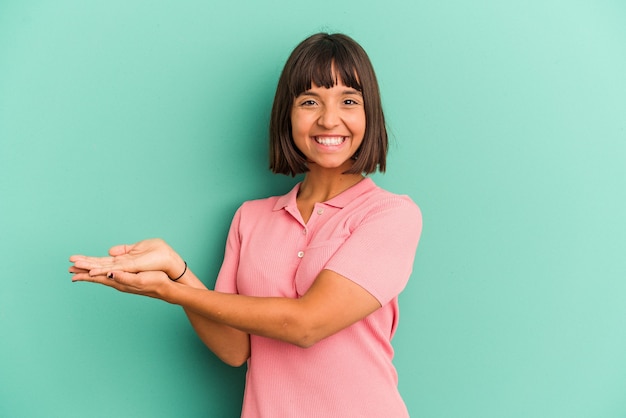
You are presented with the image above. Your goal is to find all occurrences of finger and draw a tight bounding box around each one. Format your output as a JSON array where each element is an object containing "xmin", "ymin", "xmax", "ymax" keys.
[
  {"xmin": 108, "ymin": 244, "xmax": 133, "ymax": 257},
  {"xmin": 71, "ymin": 270, "xmax": 137, "ymax": 294},
  {"xmin": 69, "ymin": 266, "xmax": 89, "ymax": 274},
  {"xmin": 88, "ymin": 259, "xmax": 139, "ymax": 277},
  {"xmin": 71, "ymin": 271, "xmax": 93, "ymax": 282},
  {"xmin": 72, "ymin": 257, "xmax": 136, "ymax": 276},
  {"xmin": 70, "ymin": 255, "xmax": 115, "ymax": 269},
  {"xmin": 106, "ymin": 270, "xmax": 137, "ymax": 286},
  {"xmin": 104, "ymin": 271, "xmax": 147, "ymax": 295},
  {"xmin": 71, "ymin": 271, "xmax": 113, "ymax": 285},
  {"xmin": 69, "ymin": 254, "xmax": 89, "ymax": 262},
  {"xmin": 88, "ymin": 266, "xmax": 120, "ymax": 277}
]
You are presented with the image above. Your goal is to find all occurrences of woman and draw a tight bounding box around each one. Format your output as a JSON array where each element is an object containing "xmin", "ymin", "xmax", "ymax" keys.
[{"xmin": 70, "ymin": 33, "xmax": 422, "ymax": 417}]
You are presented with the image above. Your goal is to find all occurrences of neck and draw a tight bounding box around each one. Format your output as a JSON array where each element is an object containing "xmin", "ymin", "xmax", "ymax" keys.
[{"xmin": 298, "ymin": 164, "xmax": 364, "ymax": 203}]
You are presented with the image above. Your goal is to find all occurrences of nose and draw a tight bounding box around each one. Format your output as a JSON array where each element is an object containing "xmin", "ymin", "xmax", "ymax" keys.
[{"xmin": 317, "ymin": 105, "xmax": 340, "ymax": 128}]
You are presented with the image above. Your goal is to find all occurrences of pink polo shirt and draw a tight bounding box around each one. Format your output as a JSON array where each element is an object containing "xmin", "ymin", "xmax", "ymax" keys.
[{"xmin": 215, "ymin": 178, "xmax": 422, "ymax": 418}]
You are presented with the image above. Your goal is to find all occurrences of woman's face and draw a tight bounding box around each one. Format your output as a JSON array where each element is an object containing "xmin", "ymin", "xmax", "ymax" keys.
[{"xmin": 290, "ymin": 79, "xmax": 365, "ymax": 172}]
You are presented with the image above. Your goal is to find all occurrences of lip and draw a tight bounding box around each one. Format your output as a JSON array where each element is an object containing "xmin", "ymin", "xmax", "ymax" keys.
[{"xmin": 312, "ymin": 135, "xmax": 348, "ymax": 149}]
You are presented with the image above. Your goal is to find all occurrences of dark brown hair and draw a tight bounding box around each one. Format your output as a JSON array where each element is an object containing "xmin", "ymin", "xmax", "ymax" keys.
[{"xmin": 269, "ymin": 33, "xmax": 387, "ymax": 176}]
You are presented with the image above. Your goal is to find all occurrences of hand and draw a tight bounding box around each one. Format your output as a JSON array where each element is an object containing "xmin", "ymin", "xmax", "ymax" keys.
[
  {"xmin": 71, "ymin": 269, "xmax": 172, "ymax": 299},
  {"xmin": 69, "ymin": 238, "xmax": 185, "ymax": 279}
]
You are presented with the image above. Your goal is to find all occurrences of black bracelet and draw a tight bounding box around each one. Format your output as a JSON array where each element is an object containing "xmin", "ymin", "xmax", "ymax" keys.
[{"xmin": 169, "ymin": 261, "xmax": 187, "ymax": 281}]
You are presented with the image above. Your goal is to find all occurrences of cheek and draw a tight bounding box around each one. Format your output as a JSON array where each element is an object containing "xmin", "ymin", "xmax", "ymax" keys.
[
  {"xmin": 290, "ymin": 123, "xmax": 305, "ymax": 144},
  {"xmin": 289, "ymin": 112, "xmax": 299, "ymax": 134},
  {"xmin": 349, "ymin": 115, "xmax": 367, "ymax": 139},
  {"xmin": 290, "ymin": 114, "xmax": 312, "ymax": 140},
  {"xmin": 290, "ymin": 120, "xmax": 308, "ymax": 152}
]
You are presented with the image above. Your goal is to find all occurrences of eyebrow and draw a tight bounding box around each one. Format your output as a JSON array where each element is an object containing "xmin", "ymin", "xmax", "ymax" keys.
[{"xmin": 299, "ymin": 88, "xmax": 363, "ymax": 97}]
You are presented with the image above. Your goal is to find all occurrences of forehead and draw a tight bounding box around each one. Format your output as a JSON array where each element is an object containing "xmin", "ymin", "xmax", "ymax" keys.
[
  {"xmin": 301, "ymin": 81, "xmax": 362, "ymax": 95},
  {"xmin": 289, "ymin": 59, "xmax": 363, "ymax": 98}
]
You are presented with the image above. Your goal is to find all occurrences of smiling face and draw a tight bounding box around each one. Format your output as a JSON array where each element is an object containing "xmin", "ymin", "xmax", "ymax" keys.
[
  {"xmin": 290, "ymin": 80, "xmax": 366, "ymax": 172},
  {"xmin": 270, "ymin": 33, "xmax": 387, "ymax": 176}
]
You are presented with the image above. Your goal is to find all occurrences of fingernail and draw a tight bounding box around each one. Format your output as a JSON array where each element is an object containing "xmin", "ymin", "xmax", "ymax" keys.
[{"xmin": 107, "ymin": 272, "xmax": 114, "ymax": 279}]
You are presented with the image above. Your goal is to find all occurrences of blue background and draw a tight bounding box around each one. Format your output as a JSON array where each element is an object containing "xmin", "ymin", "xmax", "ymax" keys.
[{"xmin": 1, "ymin": 1, "xmax": 625, "ymax": 416}]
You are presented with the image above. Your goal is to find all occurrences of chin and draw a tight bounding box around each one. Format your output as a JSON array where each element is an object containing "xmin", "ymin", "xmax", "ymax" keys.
[{"xmin": 313, "ymin": 160, "xmax": 355, "ymax": 171}]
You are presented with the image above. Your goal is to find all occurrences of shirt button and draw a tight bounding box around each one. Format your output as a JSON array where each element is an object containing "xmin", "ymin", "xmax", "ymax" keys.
[
  {"xmin": 297, "ymin": 251, "xmax": 304, "ymax": 258},
  {"xmin": 317, "ymin": 208, "xmax": 324, "ymax": 215},
  {"xmin": 302, "ymin": 228, "xmax": 307, "ymax": 235}
]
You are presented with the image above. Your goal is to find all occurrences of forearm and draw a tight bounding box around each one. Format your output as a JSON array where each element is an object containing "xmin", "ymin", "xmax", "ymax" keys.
[
  {"xmin": 162, "ymin": 268, "xmax": 381, "ymax": 349},
  {"xmin": 184, "ymin": 308, "xmax": 250, "ymax": 366},
  {"xmin": 176, "ymin": 269, "xmax": 250, "ymax": 366},
  {"xmin": 163, "ymin": 282, "xmax": 312, "ymax": 348},
  {"xmin": 71, "ymin": 243, "xmax": 379, "ymax": 352}
]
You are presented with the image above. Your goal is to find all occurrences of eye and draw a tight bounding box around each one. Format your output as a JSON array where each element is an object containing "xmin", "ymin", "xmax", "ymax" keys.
[
  {"xmin": 343, "ymin": 98, "xmax": 361, "ymax": 106},
  {"xmin": 296, "ymin": 98, "xmax": 317, "ymax": 107}
]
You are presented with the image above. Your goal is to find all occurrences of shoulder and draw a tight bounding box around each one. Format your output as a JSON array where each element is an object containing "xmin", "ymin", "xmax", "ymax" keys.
[
  {"xmin": 370, "ymin": 185, "xmax": 420, "ymax": 210},
  {"xmin": 332, "ymin": 182, "xmax": 422, "ymax": 240},
  {"xmin": 355, "ymin": 183, "xmax": 422, "ymax": 223},
  {"xmin": 233, "ymin": 188, "xmax": 293, "ymax": 224},
  {"xmin": 239, "ymin": 195, "xmax": 281, "ymax": 211},
  {"xmin": 237, "ymin": 182, "xmax": 299, "ymax": 215},
  {"xmin": 230, "ymin": 196, "xmax": 278, "ymax": 226}
]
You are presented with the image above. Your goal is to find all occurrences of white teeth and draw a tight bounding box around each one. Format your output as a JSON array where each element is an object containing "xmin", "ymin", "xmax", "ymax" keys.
[{"xmin": 315, "ymin": 137, "xmax": 345, "ymax": 146}]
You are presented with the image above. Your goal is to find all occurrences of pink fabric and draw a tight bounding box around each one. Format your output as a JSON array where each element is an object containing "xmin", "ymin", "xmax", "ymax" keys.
[{"xmin": 215, "ymin": 178, "xmax": 422, "ymax": 418}]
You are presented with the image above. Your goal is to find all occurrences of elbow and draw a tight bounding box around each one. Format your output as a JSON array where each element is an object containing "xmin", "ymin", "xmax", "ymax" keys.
[
  {"xmin": 293, "ymin": 326, "xmax": 325, "ymax": 348},
  {"xmin": 282, "ymin": 302, "xmax": 333, "ymax": 348},
  {"xmin": 224, "ymin": 357, "xmax": 248, "ymax": 368},
  {"xmin": 292, "ymin": 336, "xmax": 315, "ymax": 349},
  {"xmin": 294, "ymin": 339, "xmax": 318, "ymax": 349},
  {"xmin": 218, "ymin": 350, "xmax": 250, "ymax": 367},
  {"xmin": 288, "ymin": 317, "xmax": 325, "ymax": 349},
  {"xmin": 211, "ymin": 338, "xmax": 250, "ymax": 367}
]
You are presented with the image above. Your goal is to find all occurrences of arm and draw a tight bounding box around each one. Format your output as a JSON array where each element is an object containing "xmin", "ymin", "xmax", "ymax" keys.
[
  {"xmin": 71, "ymin": 240, "xmax": 379, "ymax": 349},
  {"xmin": 167, "ymin": 268, "xmax": 381, "ymax": 348},
  {"xmin": 74, "ymin": 266, "xmax": 380, "ymax": 349},
  {"xmin": 71, "ymin": 197, "xmax": 421, "ymax": 352},
  {"xmin": 173, "ymin": 269, "xmax": 250, "ymax": 366},
  {"xmin": 70, "ymin": 240, "xmax": 250, "ymax": 366}
]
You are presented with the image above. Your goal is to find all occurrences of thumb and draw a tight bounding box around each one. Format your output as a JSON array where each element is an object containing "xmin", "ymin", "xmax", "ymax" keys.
[{"xmin": 108, "ymin": 244, "xmax": 133, "ymax": 257}]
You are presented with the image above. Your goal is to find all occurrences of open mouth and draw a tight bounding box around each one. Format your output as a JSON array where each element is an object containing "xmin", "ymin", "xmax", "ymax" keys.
[{"xmin": 314, "ymin": 136, "xmax": 346, "ymax": 146}]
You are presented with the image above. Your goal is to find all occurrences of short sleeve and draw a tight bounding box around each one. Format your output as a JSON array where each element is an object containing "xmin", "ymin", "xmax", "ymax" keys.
[
  {"xmin": 324, "ymin": 196, "xmax": 422, "ymax": 306},
  {"xmin": 214, "ymin": 206, "xmax": 242, "ymax": 294}
]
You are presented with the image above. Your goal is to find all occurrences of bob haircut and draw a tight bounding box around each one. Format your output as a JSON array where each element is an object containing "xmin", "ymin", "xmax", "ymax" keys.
[{"xmin": 269, "ymin": 33, "xmax": 387, "ymax": 176}]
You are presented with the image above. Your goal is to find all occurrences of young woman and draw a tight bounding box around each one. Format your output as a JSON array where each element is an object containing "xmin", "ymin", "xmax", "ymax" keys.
[{"xmin": 70, "ymin": 33, "xmax": 422, "ymax": 418}]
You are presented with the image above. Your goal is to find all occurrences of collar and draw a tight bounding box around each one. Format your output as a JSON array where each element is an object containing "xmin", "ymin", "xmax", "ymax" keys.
[{"xmin": 272, "ymin": 177, "xmax": 376, "ymax": 212}]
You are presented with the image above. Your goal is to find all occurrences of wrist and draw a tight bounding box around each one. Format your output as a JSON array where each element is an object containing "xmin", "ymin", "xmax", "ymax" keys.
[
  {"xmin": 167, "ymin": 252, "xmax": 187, "ymax": 280},
  {"xmin": 157, "ymin": 273, "xmax": 179, "ymax": 302},
  {"xmin": 169, "ymin": 261, "xmax": 187, "ymax": 281}
]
